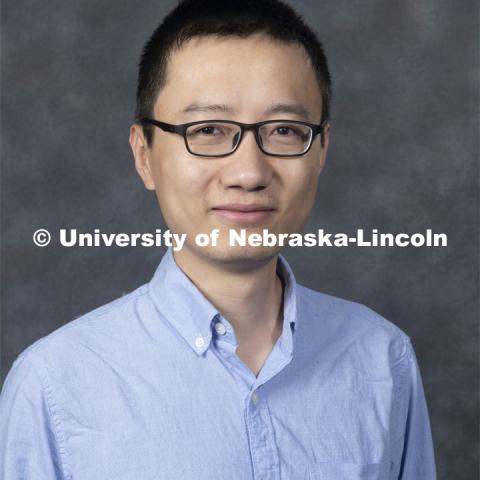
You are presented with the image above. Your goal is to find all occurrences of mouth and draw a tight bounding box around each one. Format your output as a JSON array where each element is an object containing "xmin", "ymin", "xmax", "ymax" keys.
[{"xmin": 211, "ymin": 204, "xmax": 276, "ymax": 224}]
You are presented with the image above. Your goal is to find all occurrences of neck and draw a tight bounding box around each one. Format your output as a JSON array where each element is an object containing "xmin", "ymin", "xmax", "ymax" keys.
[{"xmin": 172, "ymin": 246, "xmax": 284, "ymax": 348}]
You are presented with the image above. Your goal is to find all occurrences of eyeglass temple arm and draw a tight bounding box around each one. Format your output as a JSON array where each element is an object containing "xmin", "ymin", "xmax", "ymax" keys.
[
  {"xmin": 313, "ymin": 120, "xmax": 328, "ymax": 136},
  {"xmin": 140, "ymin": 118, "xmax": 185, "ymax": 135}
]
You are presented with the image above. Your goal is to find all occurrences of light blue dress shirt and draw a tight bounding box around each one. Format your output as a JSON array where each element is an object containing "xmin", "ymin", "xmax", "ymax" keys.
[{"xmin": 0, "ymin": 247, "xmax": 436, "ymax": 479}]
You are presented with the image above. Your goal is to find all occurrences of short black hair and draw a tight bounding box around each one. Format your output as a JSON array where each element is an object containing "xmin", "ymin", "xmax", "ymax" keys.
[{"xmin": 135, "ymin": 0, "xmax": 332, "ymax": 147}]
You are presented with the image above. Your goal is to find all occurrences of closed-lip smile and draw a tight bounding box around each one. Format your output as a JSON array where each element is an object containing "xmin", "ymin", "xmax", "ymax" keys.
[
  {"xmin": 212, "ymin": 203, "xmax": 275, "ymax": 212},
  {"xmin": 211, "ymin": 203, "xmax": 276, "ymax": 224}
]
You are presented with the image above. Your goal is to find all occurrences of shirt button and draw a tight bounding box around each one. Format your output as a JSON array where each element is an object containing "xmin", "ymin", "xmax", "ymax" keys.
[
  {"xmin": 195, "ymin": 336, "xmax": 205, "ymax": 348},
  {"xmin": 214, "ymin": 322, "xmax": 226, "ymax": 335},
  {"xmin": 251, "ymin": 392, "xmax": 258, "ymax": 404}
]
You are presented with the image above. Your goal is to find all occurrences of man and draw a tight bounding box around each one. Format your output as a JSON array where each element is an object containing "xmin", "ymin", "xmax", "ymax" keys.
[{"xmin": 0, "ymin": 0, "xmax": 436, "ymax": 478}]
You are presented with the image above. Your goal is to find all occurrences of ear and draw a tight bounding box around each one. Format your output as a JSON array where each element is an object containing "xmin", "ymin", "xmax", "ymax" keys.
[
  {"xmin": 129, "ymin": 124, "xmax": 156, "ymax": 191},
  {"xmin": 318, "ymin": 122, "xmax": 331, "ymax": 173}
]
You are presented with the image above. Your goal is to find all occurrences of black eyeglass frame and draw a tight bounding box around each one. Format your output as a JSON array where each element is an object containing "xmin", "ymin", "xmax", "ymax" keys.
[{"xmin": 140, "ymin": 117, "xmax": 327, "ymax": 158}]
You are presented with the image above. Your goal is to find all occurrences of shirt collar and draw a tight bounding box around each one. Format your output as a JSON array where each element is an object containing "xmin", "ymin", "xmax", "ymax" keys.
[{"xmin": 148, "ymin": 247, "xmax": 298, "ymax": 356}]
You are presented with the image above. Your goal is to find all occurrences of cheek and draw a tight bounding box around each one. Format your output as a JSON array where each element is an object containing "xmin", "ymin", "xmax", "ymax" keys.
[
  {"xmin": 282, "ymin": 164, "xmax": 320, "ymax": 223},
  {"xmin": 289, "ymin": 160, "xmax": 319, "ymax": 196},
  {"xmin": 151, "ymin": 151, "xmax": 213, "ymax": 225}
]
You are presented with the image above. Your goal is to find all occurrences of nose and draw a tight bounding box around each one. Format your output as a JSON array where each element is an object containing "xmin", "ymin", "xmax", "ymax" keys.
[{"xmin": 219, "ymin": 129, "xmax": 273, "ymax": 192}]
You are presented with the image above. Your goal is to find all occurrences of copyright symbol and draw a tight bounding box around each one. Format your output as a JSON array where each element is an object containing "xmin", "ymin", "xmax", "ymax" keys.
[{"xmin": 33, "ymin": 229, "xmax": 51, "ymax": 247}]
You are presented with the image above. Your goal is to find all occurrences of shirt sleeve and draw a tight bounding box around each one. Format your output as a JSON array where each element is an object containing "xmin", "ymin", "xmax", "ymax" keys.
[
  {"xmin": 0, "ymin": 351, "xmax": 68, "ymax": 479},
  {"xmin": 394, "ymin": 339, "xmax": 437, "ymax": 479}
]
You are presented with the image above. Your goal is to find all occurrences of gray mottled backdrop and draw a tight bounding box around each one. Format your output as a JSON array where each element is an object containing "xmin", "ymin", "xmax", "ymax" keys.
[{"xmin": 1, "ymin": 1, "xmax": 478, "ymax": 478}]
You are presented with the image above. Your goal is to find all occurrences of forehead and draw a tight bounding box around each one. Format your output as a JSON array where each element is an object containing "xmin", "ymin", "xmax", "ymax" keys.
[{"xmin": 155, "ymin": 34, "xmax": 322, "ymax": 122}]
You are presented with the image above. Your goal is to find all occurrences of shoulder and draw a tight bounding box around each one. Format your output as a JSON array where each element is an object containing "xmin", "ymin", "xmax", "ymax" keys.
[
  {"xmin": 296, "ymin": 284, "xmax": 412, "ymax": 378},
  {"xmin": 5, "ymin": 283, "xmax": 151, "ymax": 379}
]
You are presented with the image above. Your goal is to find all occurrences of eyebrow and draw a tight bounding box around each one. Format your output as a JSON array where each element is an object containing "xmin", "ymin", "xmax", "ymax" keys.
[
  {"xmin": 180, "ymin": 102, "xmax": 315, "ymax": 121},
  {"xmin": 265, "ymin": 103, "xmax": 314, "ymax": 120},
  {"xmin": 181, "ymin": 103, "xmax": 233, "ymax": 115}
]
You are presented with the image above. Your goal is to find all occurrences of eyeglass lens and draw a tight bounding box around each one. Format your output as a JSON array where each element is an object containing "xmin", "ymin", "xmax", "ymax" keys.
[{"xmin": 185, "ymin": 121, "xmax": 313, "ymax": 156}]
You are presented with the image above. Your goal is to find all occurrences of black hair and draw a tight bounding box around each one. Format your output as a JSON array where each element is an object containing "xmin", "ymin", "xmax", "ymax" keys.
[{"xmin": 135, "ymin": 0, "xmax": 332, "ymax": 147}]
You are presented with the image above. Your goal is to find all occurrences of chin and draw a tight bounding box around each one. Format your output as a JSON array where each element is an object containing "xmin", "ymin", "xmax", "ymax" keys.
[{"xmin": 198, "ymin": 243, "xmax": 282, "ymax": 268}]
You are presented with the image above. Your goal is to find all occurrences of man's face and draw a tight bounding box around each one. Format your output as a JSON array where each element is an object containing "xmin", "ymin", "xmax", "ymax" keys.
[{"xmin": 131, "ymin": 33, "xmax": 330, "ymax": 265}]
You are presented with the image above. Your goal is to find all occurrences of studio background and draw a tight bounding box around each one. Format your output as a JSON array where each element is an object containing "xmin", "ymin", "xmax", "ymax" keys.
[{"xmin": 1, "ymin": 1, "xmax": 478, "ymax": 478}]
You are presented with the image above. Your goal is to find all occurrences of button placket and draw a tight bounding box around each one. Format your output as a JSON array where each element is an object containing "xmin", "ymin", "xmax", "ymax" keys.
[{"xmin": 245, "ymin": 390, "xmax": 280, "ymax": 479}]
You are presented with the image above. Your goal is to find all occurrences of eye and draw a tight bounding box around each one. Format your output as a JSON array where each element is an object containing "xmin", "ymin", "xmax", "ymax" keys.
[
  {"xmin": 199, "ymin": 126, "xmax": 217, "ymax": 135},
  {"xmin": 271, "ymin": 125, "xmax": 305, "ymax": 138},
  {"xmin": 275, "ymin": 126, "xmax": 295, "ymax": 136},
  {"xmin": 191, "ymin": 125, "xmax": 227, "ymax": 136}
]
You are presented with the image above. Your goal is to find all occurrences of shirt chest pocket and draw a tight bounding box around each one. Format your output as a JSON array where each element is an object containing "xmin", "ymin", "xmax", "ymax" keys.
[{"xmin": 307, "ymin": 462, "xmax": 386, "ymax": 480}]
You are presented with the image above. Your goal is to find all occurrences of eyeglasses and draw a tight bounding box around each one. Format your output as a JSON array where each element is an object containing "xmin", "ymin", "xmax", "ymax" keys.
[{"xmin": 140, "ymin": 117, "xmax": 327, "ymax": 157}]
